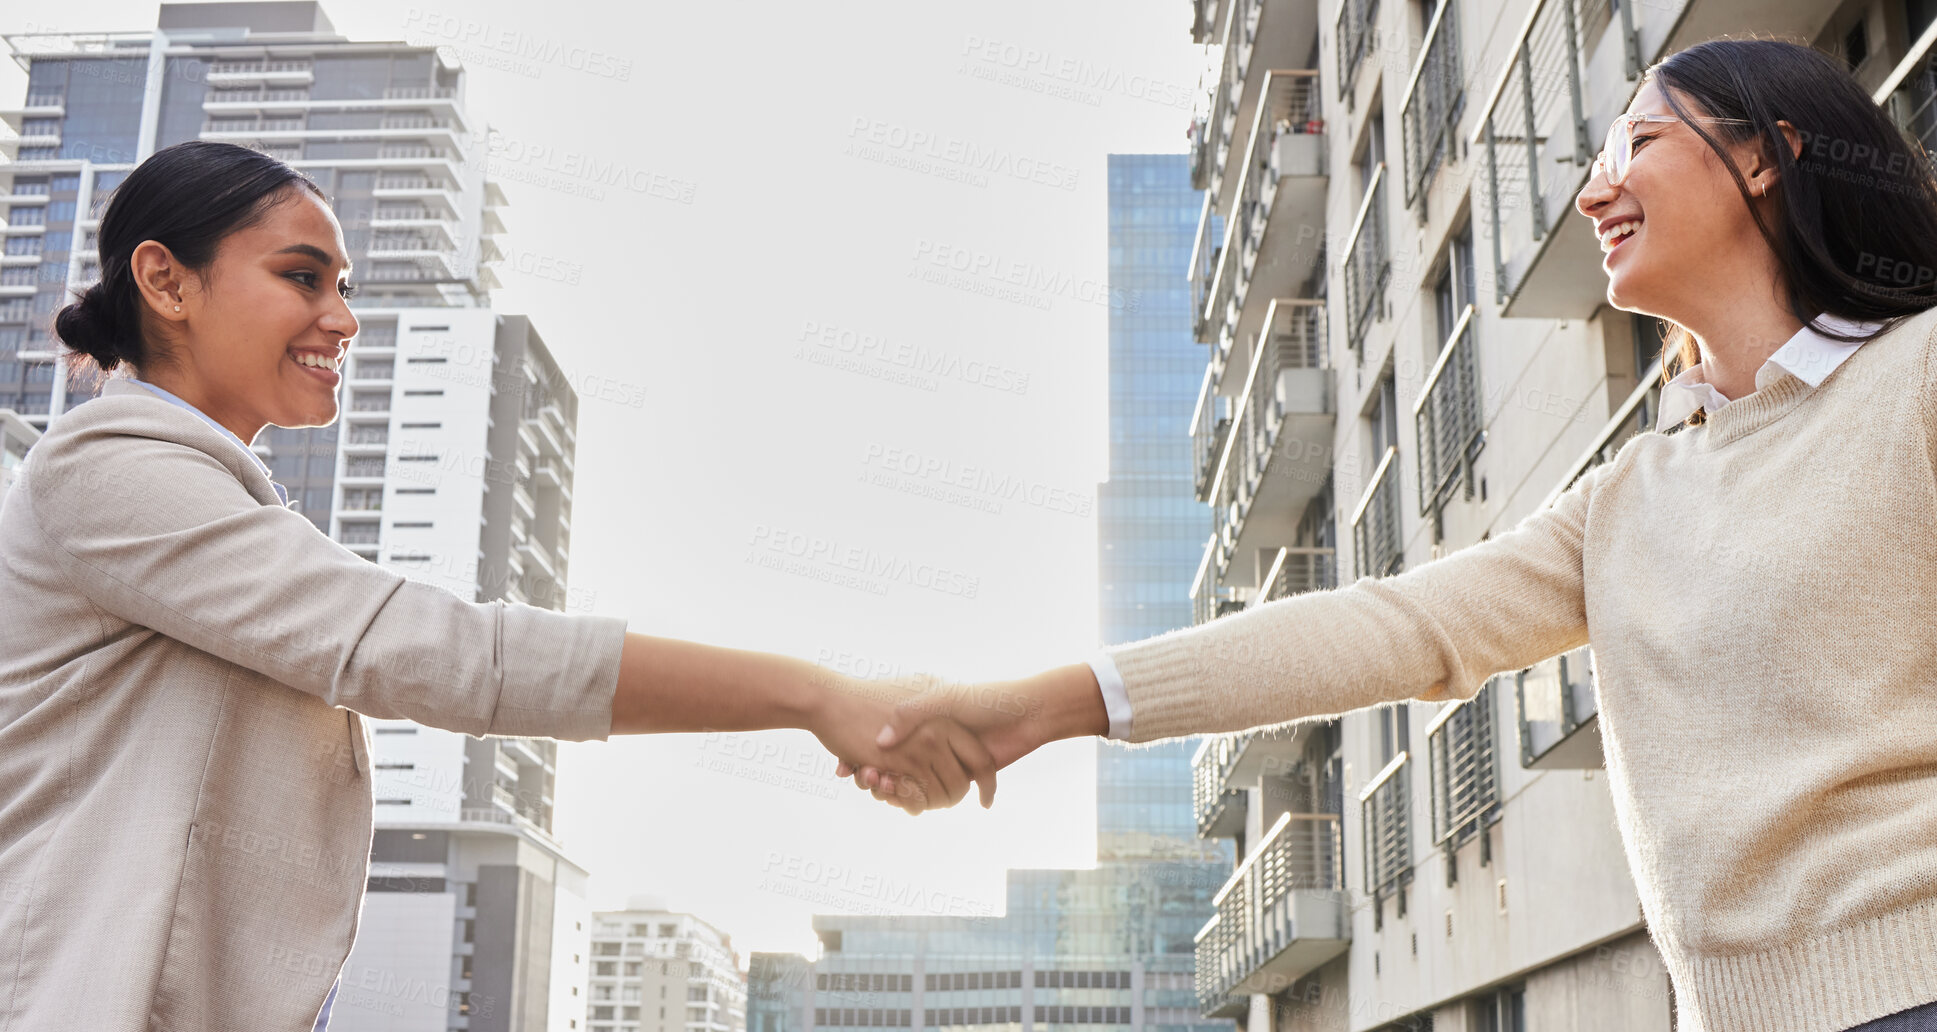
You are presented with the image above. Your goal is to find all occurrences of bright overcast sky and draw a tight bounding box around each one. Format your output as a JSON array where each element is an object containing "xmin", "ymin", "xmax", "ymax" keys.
[{"xmin": 0, "ymin": 0, "xmax": 1207, "ymax": 959}]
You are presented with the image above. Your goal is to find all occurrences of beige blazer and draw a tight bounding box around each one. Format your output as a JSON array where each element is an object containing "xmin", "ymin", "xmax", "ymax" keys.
[{"xmin": 0, "ymin": 376, "xmax": 629, "ymax": 1030}]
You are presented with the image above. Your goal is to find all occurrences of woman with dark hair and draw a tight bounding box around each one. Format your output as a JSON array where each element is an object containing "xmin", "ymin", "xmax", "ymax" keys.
[
  {"xmin": 0, "ymin": 140, "xmax": 994, "ymax": 1030},
  {"xmin": 852, "ymin": 38, "xmax": 1937, "ymax": 1032}
]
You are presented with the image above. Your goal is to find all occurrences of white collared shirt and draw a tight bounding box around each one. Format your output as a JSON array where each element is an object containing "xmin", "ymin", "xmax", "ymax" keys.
[
  {"xmin": 1654, "ymin": 312, "xmax": 1886, "ymax": 431},
  {"xmin": 1088, "ymin": 312, "xmax": 1888, "ymax": 741}
]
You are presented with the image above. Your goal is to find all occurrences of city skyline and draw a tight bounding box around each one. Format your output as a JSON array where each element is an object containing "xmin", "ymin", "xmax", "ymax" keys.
[{"xmin": 0, "ymin": 0, "xmax": 1208, "ymax": 962}]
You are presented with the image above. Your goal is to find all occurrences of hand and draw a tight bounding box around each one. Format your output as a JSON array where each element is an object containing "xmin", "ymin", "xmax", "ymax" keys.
[
  {"xmin": 832, "ymin": 664, "xmax": 1110, "ymax": 806},
  {"xmin": 807, "ymin": 672, "xmax": 999, "ymax": 815}
]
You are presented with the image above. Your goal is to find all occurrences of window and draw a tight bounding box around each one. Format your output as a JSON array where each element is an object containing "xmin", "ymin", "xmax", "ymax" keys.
[
  {"xmin": 1472, "ymin": 983, "xmax": 1518, "ymax": 1030},
  {"xmin": 1419, "ymin": 223, "xmax": 1484, "ymax": 536},
  {"xmin": 1428, "ymin": 678, "xmax": 1502, "ymax": 884}
]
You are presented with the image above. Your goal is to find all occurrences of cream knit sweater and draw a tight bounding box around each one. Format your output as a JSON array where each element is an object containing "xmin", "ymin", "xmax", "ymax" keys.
[{"xmin": 1099, "ymin": 304, "xmax": 1937, "ymax": 1032}]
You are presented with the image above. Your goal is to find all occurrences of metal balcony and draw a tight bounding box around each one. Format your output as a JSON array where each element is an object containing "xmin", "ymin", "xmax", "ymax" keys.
[
  {"xmin": 1414, "ymin": 302, "xmax": 1484, "ymax": 525},
  {"xmin": 1222, "ymin": 71, "xmax": 1327, "ymax": 389},
  {"xmin": 1256, "ymin": 546, "xmax": 1335, "ymax": 604},
  {"xmin": 1192, "ymin": 733, "xmax": 1249, "ymax": 840},
  {"xmin": 1204, "ymin": 300, "xmax": 1333, "ymax": 590},
  {"xmin": 1470, "ymin": 0, "xmax": 1778, "ymax": 317},
  {"xmin": 1194, "ymin": 811, "xmax": 1348, "ymax": 1011},
  {"xmin": 1350, "ymin": 444, "xmax": 1402, "ymax": 579},
  {"xmin": 1341, "ymin": 163, "xmax": 1389, "ymax": 353},
  {"xmin": 1190, "ymin": 364, "xmax": 1234, "ymax": 501},
  {"xmin": 1190, "ymin": 534, "xmax": 1247, "ymax": 629},
  {"xmin": 1398, "ymin": 0, "xmax": 1464, "ymax": 211}
]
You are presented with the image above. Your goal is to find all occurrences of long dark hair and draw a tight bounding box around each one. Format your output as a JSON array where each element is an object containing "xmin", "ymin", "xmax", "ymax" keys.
[
  {"xmin": 1645, "ymin": 37, "xmax": 1937, "ymax": 425},
  {"xmin": 54, "ymin": 140, "xmax": 325, "ymax": 388}
]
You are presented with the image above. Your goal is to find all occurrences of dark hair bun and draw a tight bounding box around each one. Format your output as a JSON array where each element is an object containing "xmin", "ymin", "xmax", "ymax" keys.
[{"xmin": 54, "ymin": 282, "xmax": 131, "ymax": 373}]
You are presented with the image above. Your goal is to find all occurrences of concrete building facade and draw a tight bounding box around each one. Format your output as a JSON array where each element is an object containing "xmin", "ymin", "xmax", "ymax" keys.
[{"xmin": 1176, "ymin": 0, "xmax": 1933, "ymax": 1029}]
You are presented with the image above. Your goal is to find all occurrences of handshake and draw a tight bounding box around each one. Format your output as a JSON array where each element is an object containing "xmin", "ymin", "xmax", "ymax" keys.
[{"xmin": 804, "ymin": 662, "xmax": 1109, "ymax": 816}]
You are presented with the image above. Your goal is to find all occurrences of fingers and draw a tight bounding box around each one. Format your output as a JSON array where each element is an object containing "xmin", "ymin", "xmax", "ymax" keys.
[{"xmin": 944, "ymin": 725, "xmax": 999, "ymax": 808}]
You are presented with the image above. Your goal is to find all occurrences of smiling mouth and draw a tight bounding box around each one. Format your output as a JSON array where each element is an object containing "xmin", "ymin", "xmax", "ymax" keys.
[
  {"xmin": 290, "ymin": 353, "xmax": 342, "ymax": 385},
  {"xmin": 1601, "ymin": 220, "xmax": 1642, "ymax": 253}
]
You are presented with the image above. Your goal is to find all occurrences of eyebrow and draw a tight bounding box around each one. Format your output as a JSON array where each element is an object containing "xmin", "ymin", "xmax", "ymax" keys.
[{"xmin": 273, "ymin": 243, "xmax": 353, "ymax": 275}]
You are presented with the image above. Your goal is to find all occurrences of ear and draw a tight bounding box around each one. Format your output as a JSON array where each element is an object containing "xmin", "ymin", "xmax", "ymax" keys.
[
  {"xmin": 1748, "ymin": 119, "xmax": 1803, "ymax": 195},
  {"xmin": 129, "ymin": 239, "xmax": 192, "ymax": 325}
]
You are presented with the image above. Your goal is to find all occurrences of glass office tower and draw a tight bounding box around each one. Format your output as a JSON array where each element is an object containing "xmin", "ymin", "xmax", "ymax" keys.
[{"xmin": 800, "ymin": 155, "xmax": 1231, "ymax": 1032}]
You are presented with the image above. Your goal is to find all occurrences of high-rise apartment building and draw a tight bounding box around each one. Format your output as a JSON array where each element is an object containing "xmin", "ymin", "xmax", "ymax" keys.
[
  {"xmin": 1177, "ymin": 0, "xmax": 1930, "ymax": 1029},
  {"xmin": 590, "ymin": 901, "xmax": 750, "ymax": 1032},
  {"xmin": 1, "ymin": 5, "xmax": 597, "ymax": 1029}
]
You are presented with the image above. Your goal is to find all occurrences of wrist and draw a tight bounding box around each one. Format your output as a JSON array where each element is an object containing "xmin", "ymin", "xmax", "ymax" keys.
[
  {"xmin": 1033, "ymin": 662, "xmax": 1110, "ymax": 743},
  {"xmin": 795, "ymin": 662, "xmax": 845, "ymax": 739}
]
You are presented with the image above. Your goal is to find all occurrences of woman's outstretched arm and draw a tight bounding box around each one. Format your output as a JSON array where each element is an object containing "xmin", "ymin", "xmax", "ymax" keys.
[
  {"xmin": 849, "ymin": 454, "xmax": 1619, "ymax": 799},
  {"xmin": 611, "ymin": 632, "xmax": 999, "ymax": 811}
]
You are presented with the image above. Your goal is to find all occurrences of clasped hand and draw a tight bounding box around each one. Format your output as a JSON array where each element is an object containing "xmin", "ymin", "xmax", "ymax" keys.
[{"xmin": 809, "ymin": 665, "xmax": 1103, "ymax": 816}]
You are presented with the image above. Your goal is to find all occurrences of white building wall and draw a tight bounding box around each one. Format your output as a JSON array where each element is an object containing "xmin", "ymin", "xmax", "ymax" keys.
[
  {"xmin": 383, "ymin": 309, "xmax": 500, "ymax": 600},
  {"xmin": 369, "ymin": 724, "xmax": 469, "ymax": 822},
  {"xmin": 335, "ymin": 890, "xmax": 460, "ymax": 1032}
]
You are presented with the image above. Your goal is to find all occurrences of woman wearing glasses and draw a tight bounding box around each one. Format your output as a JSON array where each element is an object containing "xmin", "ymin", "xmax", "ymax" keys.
[{"xmin": 853, "ymin": 37, "xmax": 1937, "ymax": 1032}]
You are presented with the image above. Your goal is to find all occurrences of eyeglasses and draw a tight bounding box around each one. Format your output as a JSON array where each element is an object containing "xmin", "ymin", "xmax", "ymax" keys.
[{"xmin": 1591, "ymin": 113, "xmax": 1757, "ymax": 187}]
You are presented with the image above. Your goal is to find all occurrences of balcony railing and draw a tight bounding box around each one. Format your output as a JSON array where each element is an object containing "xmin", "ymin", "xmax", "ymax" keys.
[
  {"xmin": 207, "ymin": 87, "xmax": 310, "ymax": 104},
  {"xmin": 1426, "ymin": 678, "xmax": 1501, "ymax": 885},
  {"xmin": 1360, "ymin": 750, "xmax": 1412, "ymax": 927},
  {"xmin": 1350, "ymin": 444, "xmax": 1402, "ymax": 579},
  {"xmin": 1192, "ymin": 732, "xmax": 1250, "ymax": 839},
  {"xmin": 1190, "ymin": 365, "xmax": 1233, "ymax": 502},
  {"xmin": 1341, "ymin": 162, "xmax": 1389, "ymax": 353},
  {"xmin": 1257, "ymin": 546, "xmax": 1336, "ymax": 604},
  {"xmin": 1195, "ymin": 812, "xmax": 1347, "ymax": 1012},
  {"xmin": 1398, "ymin": 0, "xmax": 1464, "ymax": 209},
  {"xmin": 1188, "ymin": 194, "xmax": 1226, "ymax": 346},
  {"xmin": 1414, "ymin": 302, "xmax": 1484, "ymax": 522},
  {"xmin": 1335, "ymin": 0, "xmax": 1379, "ymax": 102},
  {"xmin": 209, "ymin": 59, "xmax": 314, "ymax": 76},
  {"xmin": 1190, "ymin": 534, "xmax": 1244, "ymax": 629},
  {"xmin": 1206, "ymin": 301, "xmax": 1331, "ymax": 575},
  {"xmin": 1471, "ymin": 0, "xmax": 1662, "ymax": 316},
  {"xmin": 1229, "ymin": 72, "xmax": 1325, "ymax": 338},
  {"xmin": 384, "ymin": 84, "xmax": 459, "ymax": 100}
]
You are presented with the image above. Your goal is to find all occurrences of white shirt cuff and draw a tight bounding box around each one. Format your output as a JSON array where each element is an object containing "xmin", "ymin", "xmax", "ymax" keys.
[{"xmin": 1088, "ymin": 652, "xmax": 1133, "ymax": 741}]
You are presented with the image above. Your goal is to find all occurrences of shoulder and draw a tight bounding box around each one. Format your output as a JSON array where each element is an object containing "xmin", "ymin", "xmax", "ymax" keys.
[
  {"xmin": 22, "ymin": 390, "xmax": 249, "ymax": 513},
  {"xmin": 30, "ymin": 384, "xmax": 245, "ymax": 480}
]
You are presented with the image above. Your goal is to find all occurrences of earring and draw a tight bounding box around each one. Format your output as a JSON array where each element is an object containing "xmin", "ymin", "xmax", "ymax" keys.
[{"xmin": 173, "ymin": 305, "xmax": 181, "ymax": 312}]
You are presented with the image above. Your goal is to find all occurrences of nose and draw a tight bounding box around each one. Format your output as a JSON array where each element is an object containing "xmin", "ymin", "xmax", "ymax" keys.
[
  {"xmin": 1577, "ymin": 158, "xmax": 1619, "ymax": 220},
  {"xmin": 322, "ymin": 290, "xmax": 359, "ymax": 345}
]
